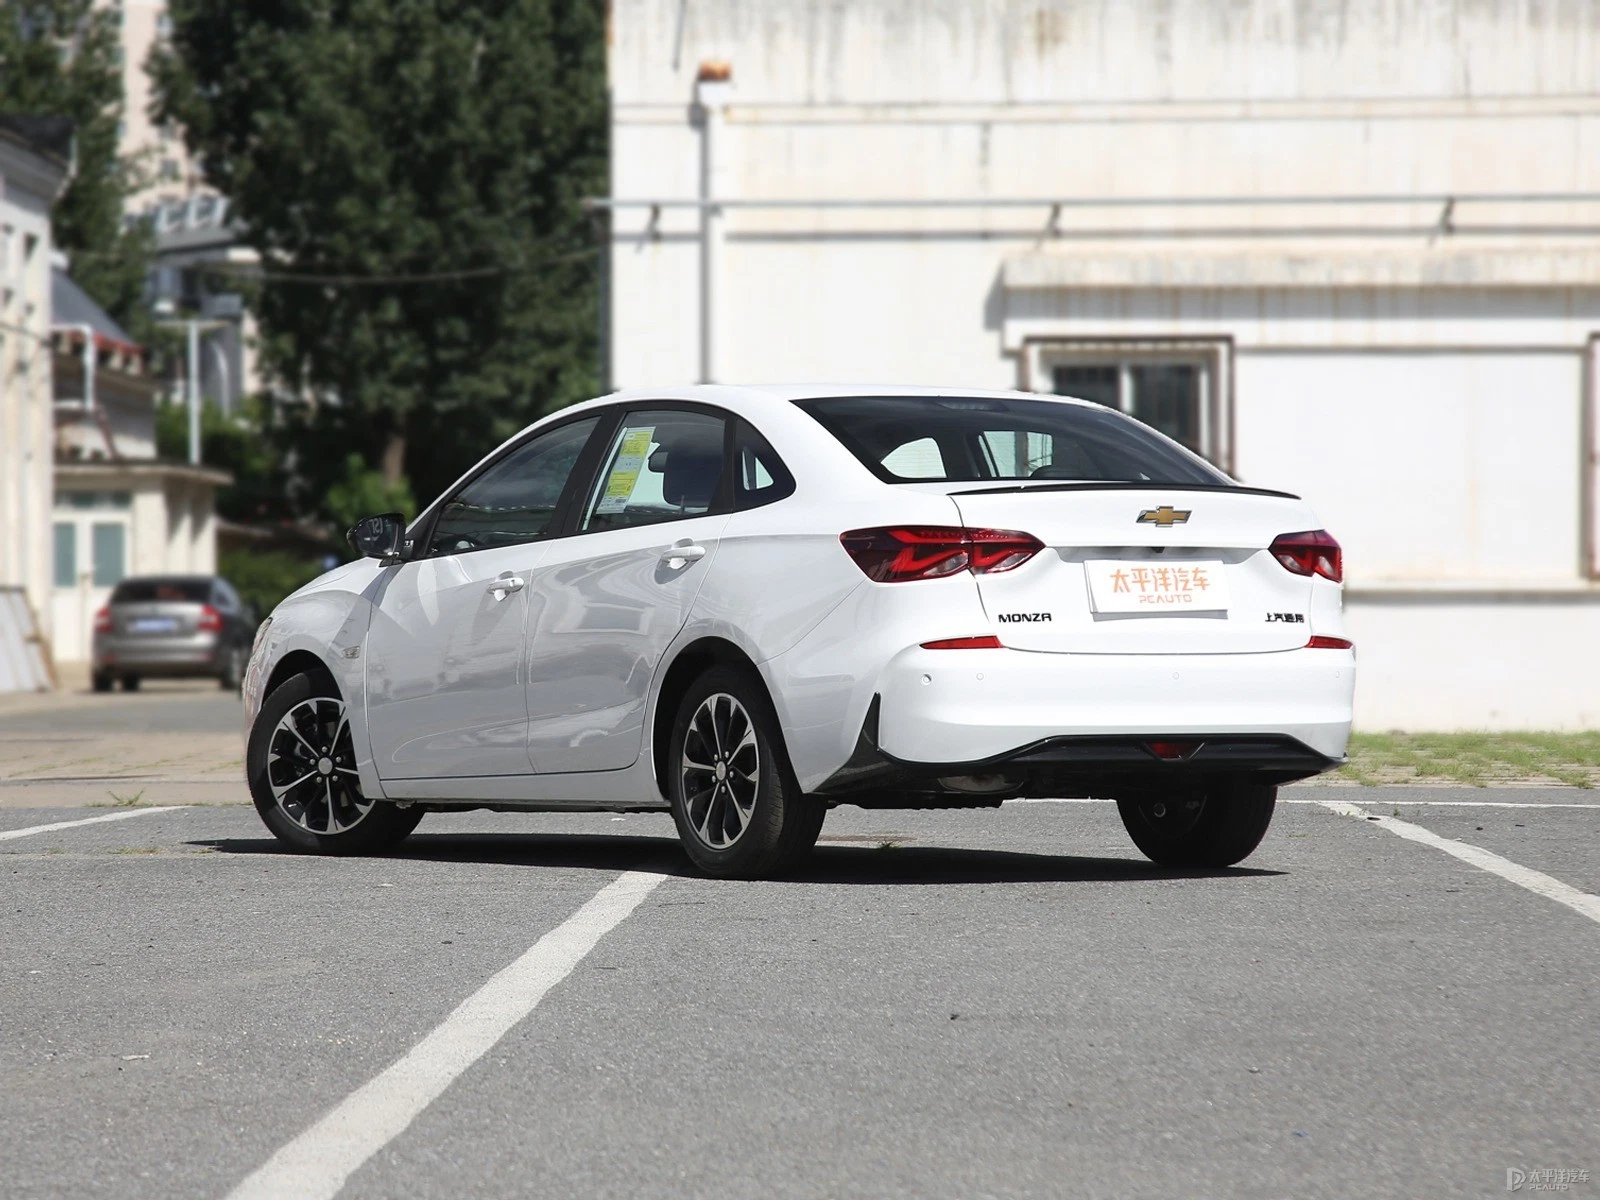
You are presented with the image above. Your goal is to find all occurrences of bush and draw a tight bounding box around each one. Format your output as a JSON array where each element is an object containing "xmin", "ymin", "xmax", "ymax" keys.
[{"xmin": 220, "ymin": 548, "xmax": 331, "ymax": 619}]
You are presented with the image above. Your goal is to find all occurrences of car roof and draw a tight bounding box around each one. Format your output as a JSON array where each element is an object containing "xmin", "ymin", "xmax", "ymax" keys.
[{"xmin": 596, "ymin": 382, "xmax": 1097, "ymax": 409}]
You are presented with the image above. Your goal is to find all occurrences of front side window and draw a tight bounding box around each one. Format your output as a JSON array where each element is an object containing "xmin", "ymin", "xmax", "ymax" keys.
[
  {"xmin": 427, "ymin": 417, "xmax": 600, "ymax": 556},
  {"xmin": 798, "ymin": 395, "xmax": 1227, "ymax": 486},
  {"xmin": 581, "ymin": 409, "xmax": 728, "ymax": 531}
]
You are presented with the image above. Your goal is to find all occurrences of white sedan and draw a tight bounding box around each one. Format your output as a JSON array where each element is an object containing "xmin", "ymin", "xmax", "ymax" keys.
[{"xmin": 243, "ymin": 384, "xmax": 1355, "ymax": 877}]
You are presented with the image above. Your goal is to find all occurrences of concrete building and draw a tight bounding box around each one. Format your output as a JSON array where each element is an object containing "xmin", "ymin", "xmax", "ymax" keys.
[
  {"xmin": 604, "ymin": 0, "xmax": 1600, "ymax": 731},
  {"xmin": 0, "ymin": 118, "xmax": 74, "ymax": 686},
  {"xmin": 50, "ymin": 269, "xmax": 228, "ymax": 664},
  {"xmin": 109, "ymin": 0, "xmax": 198, "ymax": 208}
]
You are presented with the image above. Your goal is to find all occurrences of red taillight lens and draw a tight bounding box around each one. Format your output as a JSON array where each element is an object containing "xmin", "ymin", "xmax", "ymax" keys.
[
  {"xmin": 920, "ymin": 635, "xmax": 1003, "ymax": 650},
  {"xmin": 197, "ymin": 604, "xmax": 224, "ymax": 633},
  {"xmin": 93, "ymin": 606, "xmax": 112, "ymax": 634},
  {"xmin": 840, "ymin": 526, "xmax": 1043, "ymax": 583},
  {"xmin": 1146, "ymin": 740, "xmax": 1204, "ymax": 761},
  {"xmin": 1269, "ymin": 530, "xmax": 1342, "ymax": 583},
  {"xmin": 1306, "ymin": 635, "xmax": 1353, "ymax": 650}
]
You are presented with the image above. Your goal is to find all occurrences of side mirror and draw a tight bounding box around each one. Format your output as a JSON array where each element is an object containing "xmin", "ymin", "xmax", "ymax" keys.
[{"xmin": 347, "ymin": 512, "xmax": 407, "ymax": 563}]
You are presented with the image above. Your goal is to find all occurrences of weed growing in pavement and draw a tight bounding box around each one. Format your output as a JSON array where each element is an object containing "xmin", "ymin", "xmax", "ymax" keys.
[
  {"xmin": 1338, "ymin": 732, "xmax": 1600, "ymax": 788},
  {"xmin": 104, "ymin": 789, "xmax": 147, "ymax": 807}
]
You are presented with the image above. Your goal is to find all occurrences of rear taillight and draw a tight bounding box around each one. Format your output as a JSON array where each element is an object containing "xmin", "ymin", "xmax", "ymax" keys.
[
  {"xmin": 840, "ymin": 526, "xmax": 1043, "ymax": 583},
  {"xmin": 1269, "ymin": 530, "xmax": 1342, "ymax": 583},
  {"xmin": 920, "ymin": 635, "xmax": 1003, "ymax": 650},
  {"xmin": 1306, "ymin": 635, "xmax": 1353, "ymax": 650},
  {"xmin": 197, "ymin": 604, "xmax": 224, "ymax": 633},
  {"xmin": 93, "ymin": 606, "xmax": 112, "ymax": 634}
]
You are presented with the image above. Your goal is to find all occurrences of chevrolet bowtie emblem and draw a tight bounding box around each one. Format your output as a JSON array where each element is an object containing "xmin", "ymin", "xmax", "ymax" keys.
[{"xmin": 1137, "ymin": 505, "xmax": 1191, "ymax": 527}]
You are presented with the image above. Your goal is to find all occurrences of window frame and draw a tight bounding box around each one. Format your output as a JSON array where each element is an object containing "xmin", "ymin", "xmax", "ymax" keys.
[
  {"xmin": 1020, "ymin": 336, "xmax": 1234, "ymax": 474},
  {"xmin": 733, "ymin": 418, "xmax": 797, "ymax": 510}
]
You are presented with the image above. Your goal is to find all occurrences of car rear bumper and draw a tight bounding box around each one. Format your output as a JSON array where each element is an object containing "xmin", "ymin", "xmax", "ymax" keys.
[
  {"xmin": 821, "ymin": 644, "xmax": 1354, "ymax": 795},
  {"xmin": 93, "ymin": 634, "xmax": 226, "ymax": 676}
]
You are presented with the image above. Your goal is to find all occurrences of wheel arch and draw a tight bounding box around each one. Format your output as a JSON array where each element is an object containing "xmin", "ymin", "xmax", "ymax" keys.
[
  {"xmin": 263, "ymin": 648, "xmax": 339, "ymax": 699},
  {"xmin": 650, "ymin": 636, "xmax": 772, "ymax": 800}
]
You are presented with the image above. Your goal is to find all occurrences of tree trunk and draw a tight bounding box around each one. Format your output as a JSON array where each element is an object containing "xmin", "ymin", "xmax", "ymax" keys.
[{"xmin": 381, "ymin": 425, "xmax": 406, "ymax": 489}]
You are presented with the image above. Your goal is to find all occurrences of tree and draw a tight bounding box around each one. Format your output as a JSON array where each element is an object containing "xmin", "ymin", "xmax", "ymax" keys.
[
  {"xmin": 0, "ymin": 0, "xmax": 155, "ymax": 337},
  {"xmin": 152, "ymin": 0, "xmax": 606, "ymax": 511}
]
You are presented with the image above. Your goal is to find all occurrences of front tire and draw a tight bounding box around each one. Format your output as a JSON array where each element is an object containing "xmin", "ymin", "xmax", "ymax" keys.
[
  {"xmin": 119, "ymin": 675, "xmax": 140, "ymax": 692},
  {"xmin": 667, "ymin": 666, "xmax": 825, "ymax": 879},
  {"xmin": 246, "ymin": 670, "xmax": 423, "ymax": 854},
  {"xmin": 1117, "ymin": 781, "xmax": 1277, "ymax": 868}
]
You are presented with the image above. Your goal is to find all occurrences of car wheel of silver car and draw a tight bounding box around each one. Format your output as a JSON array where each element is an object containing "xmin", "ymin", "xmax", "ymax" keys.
[
  {"xmin": 667, "ymin": 665, "xmax": 825, "ymax": 879},
  {"xmin": 247, "ymin": 670, "xmax": 424, "ymax": 854},
  {"xmin": 1116, "ymin": 781, "xmax": 1277, "ymax": 869},
  {"xmin": 220, "ymin": 645, "xmax": 246, "ymax": 692}
]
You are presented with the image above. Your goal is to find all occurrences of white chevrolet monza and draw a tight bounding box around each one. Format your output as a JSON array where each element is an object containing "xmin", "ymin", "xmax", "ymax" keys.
[{"xmin": 243, "ymin": 384, "xmax": 1355, "ymax": 877}]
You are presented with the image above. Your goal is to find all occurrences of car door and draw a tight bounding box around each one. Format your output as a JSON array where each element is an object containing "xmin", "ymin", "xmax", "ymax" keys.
[
  {"xmin": 523, "ymin": 406, "xmax": 732, "ymax": 774},
  {"xmin": 364, "ymin": 415, "xmax": 602, "ymax": 780}
]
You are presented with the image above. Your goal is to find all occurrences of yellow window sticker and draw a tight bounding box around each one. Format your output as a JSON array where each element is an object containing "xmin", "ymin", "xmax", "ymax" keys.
[{"xmin": 595, "ymin": 426, "xmax": 655, "ymax": 514}]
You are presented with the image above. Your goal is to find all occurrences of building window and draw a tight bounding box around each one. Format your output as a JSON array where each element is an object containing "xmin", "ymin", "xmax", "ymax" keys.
[
  {"xmin": 91, "ymin": 523, "xmax": 126, "ymax": 588},
  {"xmin": 159, "ymin": 158, "xmax": 181, "ymax": 182},
  {"xmin": 53, "ymin": 523, "xmax": 76, "ymax": 587},
  {"xmin": 1026, "ymin": 339, "xmax": 1233, "ymax": 472}
]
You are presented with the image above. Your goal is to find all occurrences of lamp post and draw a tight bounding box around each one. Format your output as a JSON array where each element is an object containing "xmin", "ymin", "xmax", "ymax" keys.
[{"xmin": 152, "ymin": 307, "xmax": 230, "ymax": 465}]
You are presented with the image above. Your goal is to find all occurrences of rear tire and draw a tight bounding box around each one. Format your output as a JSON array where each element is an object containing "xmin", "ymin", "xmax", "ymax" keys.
[
  {"xmin": 1117, "ymin": 781, "xmax": 1277, "ymax": 868},
  {"xmin": 119, "ymin": 675, "xmax": 141, "ymax": 693},
  {"xmin": 91, "ymin": 672, "xmax": 114, "ymax": 693},
  {"xmin": 220, "ymin": 645, "xmax": 246, "ymax": 691},
  {"xmin": 247, "ymin": 670, "xmax": 423, "ymax": 854},
  {"xmin": 667, "ymin": 665, "xmax": 825, "ymax": 879}
]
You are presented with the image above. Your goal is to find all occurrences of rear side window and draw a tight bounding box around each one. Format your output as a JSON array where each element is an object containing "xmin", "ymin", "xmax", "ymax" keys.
[
  {"xmin": 796, "ymin": 395, "xmax": 1227, "ymax": 486},
  {"xmin": 112, "ymin": 579, "xmax": 210, "ymax": 603},
  {"xmin": 734, "ymin": 420, "xmax": 795, "ymax": 509},
  {"xmin": 581, "ymin": 409, "xmax": 728, "ymax": 531}
]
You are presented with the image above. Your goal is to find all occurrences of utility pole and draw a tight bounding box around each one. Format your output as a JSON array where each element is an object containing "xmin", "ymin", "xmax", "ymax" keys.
[
  {"xmin": 693, "ymin": 61, "xmax": 731, "ymax": 385},
  {"xmin": 187, "ymin": 319, "xmax": 201, "ymax": 465}
]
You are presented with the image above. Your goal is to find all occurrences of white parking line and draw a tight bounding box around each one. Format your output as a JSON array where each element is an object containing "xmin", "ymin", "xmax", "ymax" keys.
[
  {"xmin": 1009, "ymin": 797, "xmax": 1600, "ymax": 809},
  {"xmin": 1319, "ymin": 800, "xmax": 1600, "ymax": 927},
  {"xmin": 226, "ymin": 867, "xmax": 669, "ymax": 1200},
  {"xmin": 0, "ymin": 806, "xmax": 186, "ymax": 841}
]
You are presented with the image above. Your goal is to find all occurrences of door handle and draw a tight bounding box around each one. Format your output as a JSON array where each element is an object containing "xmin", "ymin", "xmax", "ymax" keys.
[
  {"xmin": 660, "ymin": 543, "xmax": 707, "ymax": 566},
  {"xmin": 487, "ymin": 575, "xmax": 525, "ymax": 600}
]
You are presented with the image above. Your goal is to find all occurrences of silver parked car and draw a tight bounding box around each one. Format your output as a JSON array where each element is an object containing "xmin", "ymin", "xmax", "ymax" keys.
[{"xmin": 91, "ymin": 575, "xmax": 258, "ymax": 693}]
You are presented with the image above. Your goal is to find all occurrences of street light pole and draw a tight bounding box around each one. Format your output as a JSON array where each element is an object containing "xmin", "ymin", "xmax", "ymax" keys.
[{"xmin": 187, "ymin": 319, "xmax": 201, "ymax": 466}]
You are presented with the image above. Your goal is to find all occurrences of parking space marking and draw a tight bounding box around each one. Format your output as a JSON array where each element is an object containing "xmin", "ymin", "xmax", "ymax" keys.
[
  {"xmin": 1320, "ymin": 800, "xmax": 1600, "ymax": 927},
  {"xmin": 1010, "ymin": 797, "xmax": 1600, "ymax": 809},
  {"xmin": 226, "ymin": 867, "xmax": 669, "ymax": 1200},
  {"xmin": 0, "ymin": 806, "xmax": 186, "ymax": 841}
]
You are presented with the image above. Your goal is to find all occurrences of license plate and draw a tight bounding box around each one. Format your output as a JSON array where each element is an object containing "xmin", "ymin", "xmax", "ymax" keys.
[
  {"xmin": 129, "ymin": 617, "xmax": 179, "ymax": 634},
  {"xmin": 1084, "ymin": 560, "xmax": 1230, "ymax": 614}
]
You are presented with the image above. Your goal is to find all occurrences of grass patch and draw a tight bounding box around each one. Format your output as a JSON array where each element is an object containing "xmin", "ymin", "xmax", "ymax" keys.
[{"xmin": 1339, "ymin": 732, "xmax": 1600, "ymax": 788}]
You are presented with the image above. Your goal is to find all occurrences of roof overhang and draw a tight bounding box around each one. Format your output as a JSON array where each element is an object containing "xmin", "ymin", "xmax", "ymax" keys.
[{"xmin": 55, "ymin": 460, "xmax": 233, "ymax": 488}]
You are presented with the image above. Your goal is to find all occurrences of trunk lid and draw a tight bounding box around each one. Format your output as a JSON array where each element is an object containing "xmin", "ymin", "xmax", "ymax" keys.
[
  {"xmin": 112, "ymin": 601, "xmax": 205, "ymax": 637},
  {"xmin": 948, "ymin": 484, "xmax": 1317, "ymax": 654}
]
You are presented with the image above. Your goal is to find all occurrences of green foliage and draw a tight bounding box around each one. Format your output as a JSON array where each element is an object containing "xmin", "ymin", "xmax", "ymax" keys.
[
  {"xmin": 324, "ymin": 453, "xmax": 416, "ymax": 534},
  {"xmin": 219, "ymin": 548, "xmax": 329, "ymax": 618},
  {"xmin": 1339, "ymin": 732, "xmax": 1600, "ymax": 788},
  {"xmin": 155, "ymin": 397, "xmax": 297, "ymax": 525},
  {"xmin": 152, "ymin": 0, "xmax": 607, "ymax": 510},
  {"xmin": 0, "ymin": 0, "xmax": 155, "ymax": 336}
]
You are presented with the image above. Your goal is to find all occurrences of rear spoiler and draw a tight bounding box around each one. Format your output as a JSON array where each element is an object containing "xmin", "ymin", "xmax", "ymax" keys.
[{"xmin": 952, "ymin": 481, "xmax": 1302, "ymax": 501}]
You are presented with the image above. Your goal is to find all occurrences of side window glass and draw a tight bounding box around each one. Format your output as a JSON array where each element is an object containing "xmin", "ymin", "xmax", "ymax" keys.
[
  {"xmin": 581, "ymin": 409, "xmax": 727, "ymax": 532},
  {"xmin": 735, "ymin": 421, "xmax": 795, "ymax": 509},
  {"xmin": 428, "ymin": 417, "xmax": 600, "ymax": 556},
  {"xmin": 880, "ymin": 436, "xmax": 944, "ymax": 478}
]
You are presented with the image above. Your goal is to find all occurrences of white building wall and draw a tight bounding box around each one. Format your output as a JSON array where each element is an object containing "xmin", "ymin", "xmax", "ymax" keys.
[
  {"xmin": 0, "ymin": 155, "xmax": 62, "ymax": 647},
  {"xmin": 609, "ymin": 0, "xmax": 1600, "ymax": 729}
]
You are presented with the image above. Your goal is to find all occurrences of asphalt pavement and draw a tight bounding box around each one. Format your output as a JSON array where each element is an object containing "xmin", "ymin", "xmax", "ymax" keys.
[{"xmin": 2, "ymin": 686, "xmax": 1597, "ymax": 1199}]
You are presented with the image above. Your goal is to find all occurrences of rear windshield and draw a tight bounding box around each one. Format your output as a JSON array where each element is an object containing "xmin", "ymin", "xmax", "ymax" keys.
[
  {"xmin": 796, "ymin": 395, "xmax": 1228, "ymax": 486},
  {"xmin": 111, "ymin": 579, "xmax": 211, "ymax": 603}
]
